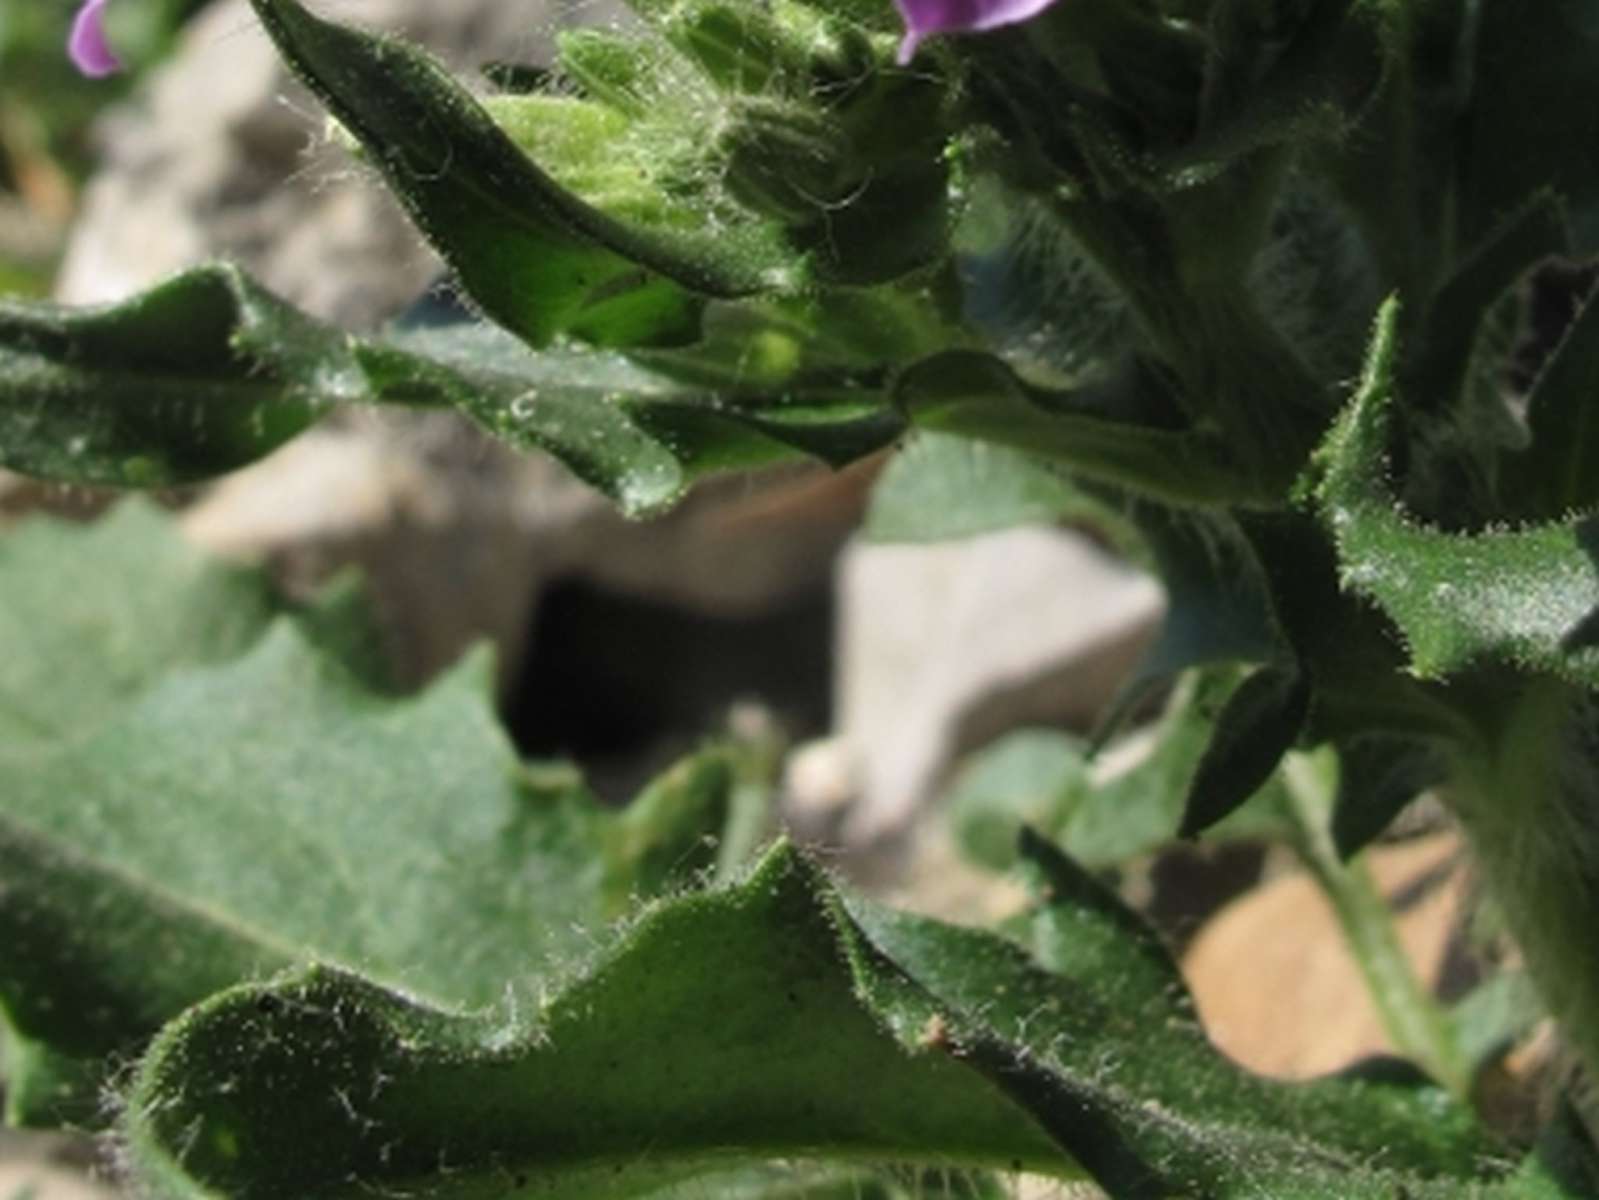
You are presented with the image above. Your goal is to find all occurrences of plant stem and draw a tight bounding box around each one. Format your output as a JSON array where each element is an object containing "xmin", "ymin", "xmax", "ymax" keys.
[
  {"xmin": 1447, "ymin": 679, "xmax": 1599, "ymax": 1131},
  {"xmin": 1281, "ymin": 750, "xmax": 1472, "ymax": 1099}
]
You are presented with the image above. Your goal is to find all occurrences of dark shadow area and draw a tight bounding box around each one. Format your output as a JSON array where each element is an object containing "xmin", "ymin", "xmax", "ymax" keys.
[{"xmin": 505, "ymin": 578, "xmax": 835, "ymax": 793}]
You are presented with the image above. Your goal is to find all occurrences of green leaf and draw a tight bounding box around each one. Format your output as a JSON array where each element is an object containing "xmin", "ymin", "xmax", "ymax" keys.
[
  {"xmin": 1458, "ymin": 2, "xmax": 1599, "ymax": 253},
  {"xmin": 1179, "ymin": 663, "xmax": 1309, "ymax": 838},
  {"xmin": 949, "ymin": 669, "xmax": 1300, "ymax": 874},
  {"xmin": 840, "ymin": 835, "xmax": 1525, "ymax": 1199},
  {"xmin": 0, "ymin": 501, "xmax": 272, "ymax": 746},
  {"xmin": 372, "ymin": 319, "xmax": 901, "ymax": 516},
  {"xmin": 246, "ymin": 0, "xmax": 795, "ymax": 347},
  {"xmin": 1407, "ymin": 191, "xmax": 1568, "ymax": 423},
  {"xmin": 0, "ymin": 265, "xmax": 345, "ymax": 486},
  {"xmin": 863, "ymin": 431, "xmax": 1140, "ymax": 546},
  {"xmin": 0, "ymin": 511, "xmax": 740, "ymax": 1126},
  {"xmin": 1093, "ymin": 504, "xmax": 1277, "ymax": 744},
  {"xmin": 944, "ymin": 731, "xmax": 1091, "ymax": 872},
  {"xmin": 121, "ymin": 833, "xmax": 1549, "ymax": 1199},
  {"xmin": 1451, "ymin": 972, "xmax": 1546, "ymax": 1081},
  {"xmin": 1499, "ymin": 279, "xmax": 1599, "ymax": 519},
  {"xmin": 0, "ymin": 266, "xmax": 900, "ymax": 514},
  {"xmin": 895, "ymin": 351, "xmax": 1263, "ymax": 507},
  {"xmin": 124, "ymin": 844, "xmax": 1071, "ymax": 1198},
  {"xmin": 1315, "ymin": 298, "xmax": 1599, "ymax": 687},
  {"xmin": 1329, "ymin": 733, "xmax": 1449, "ymax": 859}
]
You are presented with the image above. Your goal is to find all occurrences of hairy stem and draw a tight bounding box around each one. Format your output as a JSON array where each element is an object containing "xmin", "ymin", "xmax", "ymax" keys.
[{"xmin": 1448, "ymin": 679, "xmax": 1599, "ymax": 1125}]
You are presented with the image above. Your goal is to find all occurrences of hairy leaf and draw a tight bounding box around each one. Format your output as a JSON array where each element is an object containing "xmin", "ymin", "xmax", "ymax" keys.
[
  {"xmin": 1316, "ymin": 299, "xmax": 1599, "ymax": 687},
  {"xmin": 0, "ymin": 510, "xmax": 738, "ymax": 1125},
  {"xmin": 373, "ymin": 319, "xmax": 901, "ymax": 515},
  {"xmin": 0, "ymin": 268, "xmax": 901, "ymax": 515},
  {"xmin": 0, "ymin": 502, "xmax": 272, "ymax": 745},
  {"xmin": 125, "ymin": 845, "xmax": 1070, "ymax": 1198},
  {"xmin": 120, "ymin": 832, "xmax": 1553, "ymax": 1198},
  {"xmin": 895, "ymin": 351, "xmax": 1262, "ymax": 507},
  {"xmin": 0, "ymin": 265, "xmax": 346, "ymax": 486},
  {"xmin": 245, "ymin": 0, "xmax": 795, "ymax": 347}
]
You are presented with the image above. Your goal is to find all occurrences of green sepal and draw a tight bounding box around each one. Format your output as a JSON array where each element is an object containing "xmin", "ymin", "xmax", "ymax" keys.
[
  {"xmin": 662, "ymin": 0, "xmax": 809, "ymax": 93},
  {"xmin": 555, "ymin": 28, "xmax": 672, "ymax": 118}
]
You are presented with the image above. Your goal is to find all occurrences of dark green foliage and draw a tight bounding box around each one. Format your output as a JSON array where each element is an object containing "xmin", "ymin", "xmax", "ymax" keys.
[
  {"xmin": 1179, "ymin": 663, "xmax": 1308, "ymax": 837},
  {"xmin": 8, "ymin": 0, "xmax": 1599, "ymax": 1193}
]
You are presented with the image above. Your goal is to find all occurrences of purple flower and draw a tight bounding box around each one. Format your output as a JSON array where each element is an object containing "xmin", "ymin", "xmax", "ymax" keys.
[
  {"xmin": 894, "ymin": 0, "xmax": 1061, "ymax": 62},
  {"xmin": 69, "ymin": 0, "xmax": 122, "ymax": 77}
]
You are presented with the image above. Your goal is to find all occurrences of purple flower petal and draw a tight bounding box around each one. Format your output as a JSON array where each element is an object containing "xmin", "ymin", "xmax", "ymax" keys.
[
  {"xmin": 894, "ymin": 0, "xmax": 1061, "ymax": 62},
  {"xmin": 69, "ymin": 0, "xmax": 122, "ymax": 77}
]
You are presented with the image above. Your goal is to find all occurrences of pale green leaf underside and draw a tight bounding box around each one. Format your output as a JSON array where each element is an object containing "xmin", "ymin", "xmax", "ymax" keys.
[{"xmin": 0, "ymin": 507, "xmax": 733, "ymax": 1126}]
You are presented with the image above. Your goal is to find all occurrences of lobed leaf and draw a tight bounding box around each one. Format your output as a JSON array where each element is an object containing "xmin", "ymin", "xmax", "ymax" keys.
[
  {"xmin": 1315, "ymin": 299, "xmax": 1599, "ymax": 687},
  {"xmin": 119, "ymin": 831, "xmax": 1566, "ymax": 1197},
  {"xmin": 0, "ymin": 508, "xmax": 740, "ymax": 1125}
]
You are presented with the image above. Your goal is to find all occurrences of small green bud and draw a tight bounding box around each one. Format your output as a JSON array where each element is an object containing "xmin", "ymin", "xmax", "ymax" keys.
[
  {"xmin": 720, "ymin": 100, "xmax": 855, "ymax": 225},
  {"xmin": 665, "ymin": 2, "xmax": 804, "ymax": 93}
]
